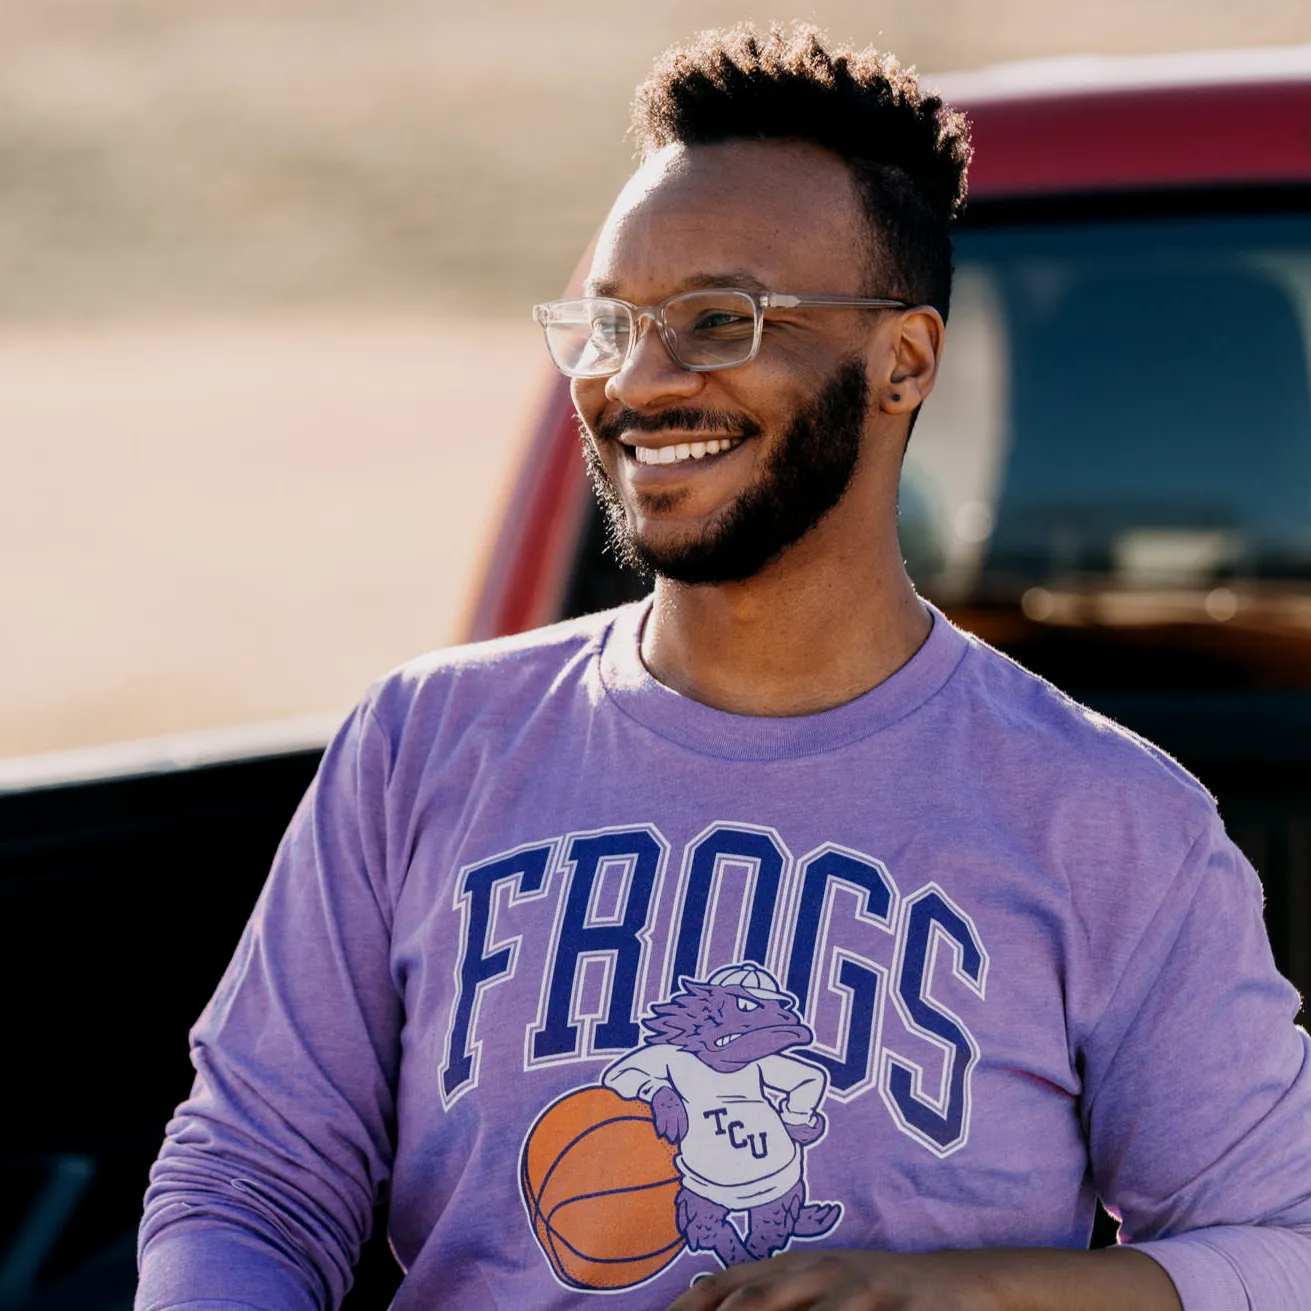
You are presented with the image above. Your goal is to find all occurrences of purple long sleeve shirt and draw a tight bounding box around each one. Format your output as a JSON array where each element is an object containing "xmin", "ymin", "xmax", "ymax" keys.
[{"xmin": 137, "ymin": 600, "xmax": 1311, "ymax": 1310}]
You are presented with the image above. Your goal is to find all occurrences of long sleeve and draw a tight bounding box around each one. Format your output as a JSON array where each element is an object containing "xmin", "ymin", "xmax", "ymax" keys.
[
  {"xmin": 136, "ymin": 702, "xmax": 401, "ymax": 1311},
  {"xmin": 1079, "ymin": 812, "xmax": 1311, "ymax": 1310},
  {"xmin": 603, "ymin": 1045, "xmax": 677, "ymax": 1102}
]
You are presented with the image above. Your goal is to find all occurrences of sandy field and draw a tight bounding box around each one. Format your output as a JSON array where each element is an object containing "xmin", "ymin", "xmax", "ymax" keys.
[{"xmin": 1, "ymin": 317, "xmax": 547, "ymax": 756}]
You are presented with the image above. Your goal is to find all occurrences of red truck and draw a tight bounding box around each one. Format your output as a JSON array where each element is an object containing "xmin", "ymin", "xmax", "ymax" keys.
[{"xmin": 3, "ymin": 45, "xmax": 1310, "ymax": 1311}]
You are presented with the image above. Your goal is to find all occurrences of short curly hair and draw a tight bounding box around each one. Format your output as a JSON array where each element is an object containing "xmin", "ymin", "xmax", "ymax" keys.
[{"xmin": 631, "ymin": 24, "xmax": 971, "ymax": 320}]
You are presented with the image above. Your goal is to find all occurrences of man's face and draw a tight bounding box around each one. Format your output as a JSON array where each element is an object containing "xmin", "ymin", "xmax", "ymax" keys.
[{"xmin": 571, "ymin": 140, "xmax": 892, "ymax": 585}]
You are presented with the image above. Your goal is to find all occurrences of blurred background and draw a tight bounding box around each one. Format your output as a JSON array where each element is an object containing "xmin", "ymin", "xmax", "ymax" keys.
[{"xmin": 5, "ymin": 0, "xmax": 1311, "ymax": 759}]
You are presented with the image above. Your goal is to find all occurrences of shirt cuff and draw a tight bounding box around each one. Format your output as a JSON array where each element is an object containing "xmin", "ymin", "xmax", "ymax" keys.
[{"xmin": 1130, "ymin": 1232, "xmax": 1248, "ymax": 1311}]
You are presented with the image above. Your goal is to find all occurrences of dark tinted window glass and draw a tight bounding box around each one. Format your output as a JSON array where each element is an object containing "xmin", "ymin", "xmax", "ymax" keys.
[{"xmin": 901, "ymin": 209, "xmax": 1311, "ymax": 690}]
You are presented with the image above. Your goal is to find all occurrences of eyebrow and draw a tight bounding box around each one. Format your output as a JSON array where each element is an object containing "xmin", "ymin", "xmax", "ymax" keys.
[{"xmin": 583, "ymin": 269, "xmax": 771, "ymax": 298}]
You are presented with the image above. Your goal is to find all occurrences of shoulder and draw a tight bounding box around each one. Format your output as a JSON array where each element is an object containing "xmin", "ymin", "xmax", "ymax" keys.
[
  {"xmin": 377, "ymin": 606, "xmax": 621, "ymax": 700},
  {"xmin": 934, "ymin": 621, "xmax": 1226, "ymax": 915},
  {"xmin": 359, "ymin": 604, "xmax": 630, "ymax": 738},
  {"xmin": 940, "ymin": 627, "xmax": 1250, "ymax": 1025},
  {"xmin": 947, "ymin": 622, "xmax": 1217, "ymax": 822},
  {"xmin": 314, "ymin": 605, "xmax": 636, "ymax": 801}
]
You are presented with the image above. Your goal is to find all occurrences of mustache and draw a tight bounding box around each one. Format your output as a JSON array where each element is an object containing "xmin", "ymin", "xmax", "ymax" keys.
[{"xmin": 593, "ymin": 407, "xmax": 763, "ymax": 444}]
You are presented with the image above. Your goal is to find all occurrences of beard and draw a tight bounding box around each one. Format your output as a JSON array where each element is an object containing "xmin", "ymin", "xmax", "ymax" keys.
[{"xmin": 582, "ymin": 357, "xmax": 870, "ymax": 586}]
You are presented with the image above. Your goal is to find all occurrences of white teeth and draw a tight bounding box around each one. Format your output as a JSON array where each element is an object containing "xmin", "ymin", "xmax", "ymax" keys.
[
  {"xmin": 715, "ymin": 1032, "xmax": 741, "ymax": 1048},
  {"xmin": 633, "ymin": 437, "xmax": 742, "ymax": 466}
]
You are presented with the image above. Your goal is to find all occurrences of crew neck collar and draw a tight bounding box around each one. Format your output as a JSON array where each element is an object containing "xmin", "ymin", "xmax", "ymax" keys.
[{"xmin": 598, "ymin": 596, "xmax": 970, "ymax": 761}]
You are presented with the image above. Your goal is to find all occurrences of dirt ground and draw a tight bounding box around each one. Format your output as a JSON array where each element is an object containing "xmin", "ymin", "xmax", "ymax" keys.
[{"xmin": 1, "ymin": 317, "xmax": 547, "ymax": 756}]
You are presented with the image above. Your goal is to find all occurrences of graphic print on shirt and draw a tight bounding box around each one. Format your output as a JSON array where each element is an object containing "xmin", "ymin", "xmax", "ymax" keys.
[
  {"xmin": 519, "ymin": 961, "xmax": 841, "ymax": 1292},
  {"xmin": 444, "ymin": 825, "xmax": 988, "ymax": 1159}
]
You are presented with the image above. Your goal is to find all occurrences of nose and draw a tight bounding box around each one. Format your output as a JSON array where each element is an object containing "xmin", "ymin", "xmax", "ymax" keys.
[{"xmin": 604, "ymin": 313, "xmax": 703, "ymax": 408}]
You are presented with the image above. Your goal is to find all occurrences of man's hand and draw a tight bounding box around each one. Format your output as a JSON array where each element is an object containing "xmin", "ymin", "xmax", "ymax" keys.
[
  {"xmin": 665, "ymin": 1246, "xmax": 1183, "ymax": 1311},
  {"xmin": 667, "ymin": 1250, "xmax": 993, "ymax": 1311},
  {"xmin": 651, "ymin": 1086, "xmax": 689, "ymax": 1144}
]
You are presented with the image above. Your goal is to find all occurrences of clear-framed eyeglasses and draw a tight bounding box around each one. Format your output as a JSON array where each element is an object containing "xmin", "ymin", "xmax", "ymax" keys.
[{"xmin": 531, "ymin": 287, "xmax": 908, "ymax": 379}]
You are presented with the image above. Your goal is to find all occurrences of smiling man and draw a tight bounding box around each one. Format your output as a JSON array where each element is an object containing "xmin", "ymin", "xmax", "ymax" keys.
[{"xmin": 137, "ymin": 25, "xmax": 1311, "ymax": 1311}]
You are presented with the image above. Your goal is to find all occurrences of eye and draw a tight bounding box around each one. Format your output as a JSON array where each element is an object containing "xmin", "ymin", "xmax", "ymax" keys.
[
  {"xmin": 692, "ymin": 310, "xmax": 754, "ymax": 338},
  {"xmin": 736, "ymin": 997, "xmax": 760, "ymax": 1012}
]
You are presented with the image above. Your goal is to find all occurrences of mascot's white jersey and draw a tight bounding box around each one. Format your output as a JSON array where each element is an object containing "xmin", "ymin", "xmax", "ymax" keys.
[{"xmin": 604, "ymin": 1044, "xmax": 827, "ymax": 1209}]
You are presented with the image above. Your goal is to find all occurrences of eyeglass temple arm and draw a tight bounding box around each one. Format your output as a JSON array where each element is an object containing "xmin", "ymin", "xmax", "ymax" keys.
[
  {"xmin": 761, "ymin": 293, "xmax": 907, "ymax": 310},
  {"xmin": 531, "ymin": 294, "xmax": 908, "ymax": 321}
]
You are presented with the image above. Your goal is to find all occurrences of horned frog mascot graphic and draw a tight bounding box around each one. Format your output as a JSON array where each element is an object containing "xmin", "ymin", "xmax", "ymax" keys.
[{"xmin": 603, "ymin": 962, "xmax": 842, "ymax": 1267}]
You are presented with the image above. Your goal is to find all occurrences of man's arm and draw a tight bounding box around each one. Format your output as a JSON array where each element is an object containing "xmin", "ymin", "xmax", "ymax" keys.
[
  {"xmin": 136, "ymin": 702, "xmax": 400, "ymax": 1311},
  {"xmin": 1075, "ymin": 815, "xmax": 1311, "ymax": 1309}
]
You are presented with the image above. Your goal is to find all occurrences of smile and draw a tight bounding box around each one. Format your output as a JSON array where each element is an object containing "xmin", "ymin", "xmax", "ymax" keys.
[
  {"xmin": 714, "ymin": 1032, "xmax": 742, "ymax": 1047},
  {"xmin": 630, "ymin": 437, "xmax": 744, "ymax": 466}
]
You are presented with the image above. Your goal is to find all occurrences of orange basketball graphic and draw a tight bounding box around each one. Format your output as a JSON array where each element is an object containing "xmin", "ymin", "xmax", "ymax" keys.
[{"xmin": 520, "ymin": 1084, "xmax": 684, "ymax": 1290}]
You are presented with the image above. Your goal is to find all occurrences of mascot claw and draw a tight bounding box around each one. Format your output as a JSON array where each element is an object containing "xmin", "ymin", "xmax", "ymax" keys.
[{"xmin": 652, "ymin": 1085, "xmax": 689, "ymax": 1143}]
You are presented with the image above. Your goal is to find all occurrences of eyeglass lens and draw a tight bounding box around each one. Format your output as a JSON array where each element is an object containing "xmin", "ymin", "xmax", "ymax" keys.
[{"xmin": 542, "ymin": 290, "xmax": 758, "ymax": 377}]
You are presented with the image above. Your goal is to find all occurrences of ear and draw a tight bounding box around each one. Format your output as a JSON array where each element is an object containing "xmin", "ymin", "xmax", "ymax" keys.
[{"xmin": 877, "ymin": 305, "xmax": 945, "ymax": 416}]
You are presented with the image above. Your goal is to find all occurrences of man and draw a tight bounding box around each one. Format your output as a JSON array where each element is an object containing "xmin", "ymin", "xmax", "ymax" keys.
[{"xmin": 137, "ymin": 25, "xmax": 1311, "ymax": 1311}]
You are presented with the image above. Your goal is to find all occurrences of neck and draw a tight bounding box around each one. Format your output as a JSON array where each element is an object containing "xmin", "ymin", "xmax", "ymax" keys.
[{"xmin": 639, "ymin": 524, "xmax": 932, "ymax": 717}]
